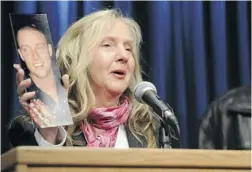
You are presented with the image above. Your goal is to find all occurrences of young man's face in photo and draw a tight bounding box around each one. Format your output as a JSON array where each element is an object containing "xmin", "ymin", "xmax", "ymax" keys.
[{"xmin": 17, "ymin": 28, "xmax": 53, "ymax": 79}]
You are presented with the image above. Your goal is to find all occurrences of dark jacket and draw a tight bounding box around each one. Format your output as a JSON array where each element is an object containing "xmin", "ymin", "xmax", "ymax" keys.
[
  {"xmin": 198, "ymin": 85, "xmax": 251, "ymax": 150},
  {"xmin": 8, "ymin": 114, "xmax": 181, "ymax": 148}
]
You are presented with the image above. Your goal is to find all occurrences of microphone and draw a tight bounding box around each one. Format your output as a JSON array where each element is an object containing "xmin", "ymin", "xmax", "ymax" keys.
[{"xmin": 134, "ymin": 81, "xmax": 178, "ymax": 125}]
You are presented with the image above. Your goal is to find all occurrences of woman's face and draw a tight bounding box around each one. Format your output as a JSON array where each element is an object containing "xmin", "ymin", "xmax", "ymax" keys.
[{"xmin": 89, "ymin": 20, "xmax": 135, "ymax": 97}]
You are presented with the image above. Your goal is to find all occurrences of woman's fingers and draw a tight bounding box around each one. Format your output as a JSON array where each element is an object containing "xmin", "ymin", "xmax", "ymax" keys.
[
  {"xmin": 19, "ymin": 91, "xmax": 36, "ymax": 110},
  {"xmin": 16, "ymin": 69, "xmax": 25, "ymax": 85},
  {"xmin": 29, "ymin": 104, "xmax": 41, "ymax": 126},
  {"xmin": 29, "ymin": 101, "xmax": 48, "ymax": 127},
  {"xmin": 13, "ymin": 64, "xmax": 21, "ymax": 71},
  {"xmin": 61, "ymin": 74, "xmax": 69, "ymax": 93},
  {"xmin": 17, "ymin": 78, "xmax": 31, "ymax": 96},
  {"xmin": 14, "ymin": 64, "xmax": 24, "ymax": 84},
  {"xmin": 31, "ymin": 99, "xmax": 53, "ymax": 127},
  {"xmin": 34, "ymin": 99, "xmax": 46, "ymax": 114}
]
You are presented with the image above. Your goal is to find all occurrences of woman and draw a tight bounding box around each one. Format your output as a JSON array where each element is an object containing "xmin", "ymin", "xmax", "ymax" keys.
[{"xmin": 9, "ymin": 9, "xmax": 163, "ymax": 148}]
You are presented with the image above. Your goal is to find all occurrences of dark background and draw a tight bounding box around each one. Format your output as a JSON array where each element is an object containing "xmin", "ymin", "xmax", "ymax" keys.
[{"xmin": 2, "ymin": 1, "xmax": 251, "ymax": 154}]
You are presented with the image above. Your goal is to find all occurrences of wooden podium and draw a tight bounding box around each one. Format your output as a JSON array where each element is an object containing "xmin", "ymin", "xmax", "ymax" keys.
[{"xmin": 1, "ymin": 146, "xmax": 251, "ymax": 172}]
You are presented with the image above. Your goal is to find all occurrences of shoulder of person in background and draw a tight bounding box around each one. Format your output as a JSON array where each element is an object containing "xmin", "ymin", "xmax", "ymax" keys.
[{"xmin": 198, "ymin": 85, "xmax": 251, "ymax": 150}]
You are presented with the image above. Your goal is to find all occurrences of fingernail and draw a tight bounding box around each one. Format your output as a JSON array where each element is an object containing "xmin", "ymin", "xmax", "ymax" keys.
[
  {"xmin": 13, "ymin": 64, "xmax": 16, "ymax": 68},
  {"xmin": 33, "ymin": 108, "xmax": 38, "ymax": 113},
  {"xmin": 18, "ymin": 69, "xmax": 23, "ymax": 73}
]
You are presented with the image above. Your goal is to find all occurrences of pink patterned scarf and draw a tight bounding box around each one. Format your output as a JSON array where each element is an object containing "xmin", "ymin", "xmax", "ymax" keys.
[{"xmin": 80, "ymin": 95, "xmax": 132, "ymax": 147}]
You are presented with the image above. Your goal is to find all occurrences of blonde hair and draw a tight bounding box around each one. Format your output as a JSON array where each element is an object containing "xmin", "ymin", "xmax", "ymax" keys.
[{"xmin": 57, "ymin": 9, "xmax": 157, "ymax": 147}]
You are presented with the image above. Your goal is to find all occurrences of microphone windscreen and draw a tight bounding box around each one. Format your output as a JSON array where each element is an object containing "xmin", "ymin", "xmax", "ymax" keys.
[{"xmin": 134, "ymin": 81, "xmax": 157, "ymax": 103}]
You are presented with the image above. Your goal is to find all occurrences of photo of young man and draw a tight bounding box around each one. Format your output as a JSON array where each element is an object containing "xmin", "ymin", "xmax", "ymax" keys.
[{"xmin": 10, "ymin": 14, "xmax": 73, "ymax": 128}]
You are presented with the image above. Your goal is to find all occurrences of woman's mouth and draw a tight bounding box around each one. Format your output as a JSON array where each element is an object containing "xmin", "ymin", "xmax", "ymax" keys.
[{"xmin": 111, "ymin": 70, "xmax": 126, "ymax": 79}]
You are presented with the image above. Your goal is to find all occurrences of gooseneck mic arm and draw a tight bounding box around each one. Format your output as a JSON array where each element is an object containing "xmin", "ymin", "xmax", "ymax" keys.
[{"xmin": 134, "ymin": 81, "xmax": 181, "ymax": 148}]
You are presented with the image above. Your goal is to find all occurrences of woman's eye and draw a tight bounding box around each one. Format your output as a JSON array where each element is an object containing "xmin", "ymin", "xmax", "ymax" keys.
[
  {"xmin": 103, "ymin": 44, "xmax": 111, "ymax": 47},
  {"xmin": 125, "ymin": 47, "xmax": 132, "ymax": 52},
  {"xmin": 101, "ymin": 40, "xmax": 114, "ymax": 47}
]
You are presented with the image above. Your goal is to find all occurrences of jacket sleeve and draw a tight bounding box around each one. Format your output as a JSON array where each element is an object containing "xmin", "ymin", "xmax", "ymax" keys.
[
  {"xmin": 34, "ymin": 126, "xmax": 67, "ymax": 146},
  {"xmin": 8, "ymin": 115, "xmax": 68, "ymax": 147},
  {"xmin": 198, "ymin": 101, "xmax": 219, "ymax": 149},
  {"xmin": 8, "ymin": 115, "xmax": 38, "ymax": 147}
]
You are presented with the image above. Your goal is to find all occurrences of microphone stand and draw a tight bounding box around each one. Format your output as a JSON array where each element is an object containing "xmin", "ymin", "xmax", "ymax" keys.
[
  {"xmin": 159, "ymin": 120, "xmax": 172, "ymax": 148},
  {"xmin": 159, "ymin": 109, "xmax": 181, "ymax": 149}
]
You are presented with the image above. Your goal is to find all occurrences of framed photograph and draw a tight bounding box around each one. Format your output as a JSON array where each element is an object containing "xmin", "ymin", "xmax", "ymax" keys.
[{"xmin": 10, "ymin": 13, "xmax": 73, "ymax": 128}]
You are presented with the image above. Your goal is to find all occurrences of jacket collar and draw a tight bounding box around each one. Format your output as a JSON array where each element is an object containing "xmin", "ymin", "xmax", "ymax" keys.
[{"xmin": 226, "ymin": 86, "xmax": 251, "ymax": 115}]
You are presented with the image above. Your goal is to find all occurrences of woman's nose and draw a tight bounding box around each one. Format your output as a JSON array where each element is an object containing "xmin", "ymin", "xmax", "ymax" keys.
[{"xmin": 115, "ymin": 46, "xmax": 129, "ymax": 63}]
